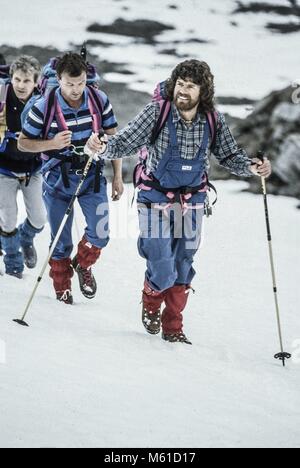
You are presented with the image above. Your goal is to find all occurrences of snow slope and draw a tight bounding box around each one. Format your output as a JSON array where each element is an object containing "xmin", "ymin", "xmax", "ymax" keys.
[{"xmin": 0, "ymin": 181, "xmax": 300, "ymax": 448}]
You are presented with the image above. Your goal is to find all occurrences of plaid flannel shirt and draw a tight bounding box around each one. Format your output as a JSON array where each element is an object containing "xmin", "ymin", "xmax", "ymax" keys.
[{"xmin": 102, "ymin": 102, "xmax": 253, "ymax": 178}]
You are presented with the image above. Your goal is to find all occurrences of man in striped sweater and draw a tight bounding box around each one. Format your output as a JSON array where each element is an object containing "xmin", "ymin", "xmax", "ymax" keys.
[{"xmin": 19, "ymin": 53, "xmax": 123, "ymax": 304}]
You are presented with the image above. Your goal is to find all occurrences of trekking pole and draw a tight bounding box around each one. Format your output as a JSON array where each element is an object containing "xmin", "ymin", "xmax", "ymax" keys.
[
  {"xmin": 74, "ymin": 207, "xmax": 81, "ymax": 243},
  {"xmin": 80, "ymin": 43, "xmax": 87, "ymax": 62},
  {"xmin": 257, "ymin": 151, "xmax": 291, "ymax": 366},
  {"xmin": 13, "ymin": 131, "xmax": 104, "ymax": 327}
]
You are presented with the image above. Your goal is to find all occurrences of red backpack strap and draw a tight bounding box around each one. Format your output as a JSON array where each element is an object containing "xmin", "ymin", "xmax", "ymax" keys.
[
  {"xmin": 43, "ymin": 87, "xmax": 60, "ymax": 138},
  {"xmin": 55, "ymin": 95, "xmax": 69, "ymax": 132},
  {"xmin": 206, "ymin": 111, "xmax": 218, "ymax": 151},
  {"xmin": 87, "ymin": 85, "xmax": 104, "ymax": 134},
  {"xmin": 43, "ymin": 86, "xmax": 105, "ymax": 139},
  {"xmin": 150, "ymin": 100, "xmax": 171, "ymax": 145}
]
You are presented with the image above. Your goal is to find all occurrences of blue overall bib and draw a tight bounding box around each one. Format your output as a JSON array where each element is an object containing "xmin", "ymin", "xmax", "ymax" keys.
[
  {"xmin": 42, "ymin": 165, "xmax": 109, "ymax": 260},
  {"xmin": 137, "ymin": 111, "xmax": 210, "ymax": 292}
]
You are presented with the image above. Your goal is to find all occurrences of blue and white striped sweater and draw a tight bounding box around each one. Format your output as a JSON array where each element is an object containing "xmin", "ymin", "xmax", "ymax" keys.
[{"xmin": 22, "ymin": 87, "xmax": 117, "ymax": 143}]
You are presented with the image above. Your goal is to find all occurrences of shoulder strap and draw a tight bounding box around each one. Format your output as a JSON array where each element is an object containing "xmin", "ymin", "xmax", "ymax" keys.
[
  {"xmin": 55, "ymin": 96, "xmax": 69, "ymax": 133},
  {"xmin": 87, "ymin": 85, "xmax": 104, "ymax": 114},
  {"xmin": 0, "ymin": 82, "xmax": 9, "ymax": 113},
  {"xmin": 150, "ymin": 105, "xmax": 218, "ymax": 151},
  {"xmin": 206, "ymin": 111, "xmax": 218, "ymax": 152},
  {"xmin": 0, "ymin": 84, "xmax": 9, "ymax": 142},
  {"xmin": 43, "ymin": 87, "xmax": 59, "ymax": 139},
  {"xmin": 0, "ymin": 65, "xmax": 10, "ymax": 81},
  {"xmin": 150, "ymin": 100, "xmax": 171, "ymax": 146},
  {"xmin": 43, "ymin": 86, "xmax": 105, "ymax": 139},
  {"xmin": 87, "ymin": 85, "xmax": 104, "ymax": 133}
]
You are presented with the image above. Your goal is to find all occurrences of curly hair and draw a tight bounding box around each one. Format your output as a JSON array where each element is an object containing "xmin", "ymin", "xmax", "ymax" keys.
[
  {"xmin": 56, "ymin": 52, "xmax": 88, "ymax": 78},
  {"xmin": 165, "ymin": 60, "xmax": 215, "ymax": 113}
]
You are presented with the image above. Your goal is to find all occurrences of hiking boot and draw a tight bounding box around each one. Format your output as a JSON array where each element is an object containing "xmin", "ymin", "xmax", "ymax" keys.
[
  {"xmin": 72, "ymin": 257, "xmax": 97, "ymax": 299},
  {"xmin": 56, "ymin": 290, "xmax": 73, "ymax": 305},
  {"xmin": 22, "ymin": 244, "xmax": 37, "ymax": 269},
  {"xmin": 7, "ymin": 270, "xmax": 23, "ymax": 280},
  {"xmin": 162, "ymin": 331, "xmax": 192, "ymax": 345},
  {"xmin": 142, "ymin": 306, "xmax": 161, "ymax": 335}
]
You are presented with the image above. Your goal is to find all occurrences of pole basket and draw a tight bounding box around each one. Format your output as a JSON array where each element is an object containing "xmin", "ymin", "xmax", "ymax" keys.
[{"xmin": 274, "ymin": 352, "xmax": 292, "ymax": 366}]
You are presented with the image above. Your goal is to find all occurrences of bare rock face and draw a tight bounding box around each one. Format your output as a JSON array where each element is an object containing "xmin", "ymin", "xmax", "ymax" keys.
[
  {"xmin": 232, "ymin": 86, "xmax": 300, "ymax": 199},
  {"xmin": 275, "ymin": 135, "xmax": 300, "ymax": 193},
  {"xmin": 233, "ymin": 2, "xmax": 300, "ymax": 34},
  {"xmin": 87, "ymin": 19, "xmax": 175, "ymax": 44}
]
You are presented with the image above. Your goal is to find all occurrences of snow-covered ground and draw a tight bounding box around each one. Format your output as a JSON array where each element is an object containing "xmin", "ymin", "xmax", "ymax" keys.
[
  {"xmin": 1, "ymin": 0, "xmax": 300, "ymax": 449},
  {"xmin": 0, "ymin": 181, "xmax": 300, "ymax": 448},
  {"xmin": 1, "ymin": 0, "xmax": 300, "ymax": 117}
]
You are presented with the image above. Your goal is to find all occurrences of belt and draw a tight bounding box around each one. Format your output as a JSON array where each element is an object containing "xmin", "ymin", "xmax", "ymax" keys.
[
  {"xmin": 17, "ymin": 174, "xmax": 31, "ymax": 186},
  {"xmin": 68, "ymin": 168, "xmax": 85, "ymax": 176}
]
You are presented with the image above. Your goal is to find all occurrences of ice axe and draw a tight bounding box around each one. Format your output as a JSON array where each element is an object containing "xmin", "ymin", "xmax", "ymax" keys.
[{"xmin": 257, "ymin": 151, "xmax": 291, "ymax": 366}]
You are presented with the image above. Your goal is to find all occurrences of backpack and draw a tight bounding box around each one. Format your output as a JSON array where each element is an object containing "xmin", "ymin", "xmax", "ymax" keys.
[
  {"xmin": 21, "ymin": 49, "xmax": 103, "ymax": 137},
  {"xmin": 38, "ymin": 57, "xmax": 100, "ymax": 95},
  {"xmin": 0, "ymin": 64, "xmax": 10, "ymax": 79},
  {"xmin": 0, "ymin": 66, "xmax": 16, "ymax": 152},
  {"xmin": 133, "ymin": 81, "xmax": 218, "ymax": 209}
]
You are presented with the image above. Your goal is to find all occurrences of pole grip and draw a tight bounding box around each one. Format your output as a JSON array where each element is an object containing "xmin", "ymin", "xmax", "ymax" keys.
[{"xmin": 257, "ymin": 150, "xmax": 265, "ymax": 163}]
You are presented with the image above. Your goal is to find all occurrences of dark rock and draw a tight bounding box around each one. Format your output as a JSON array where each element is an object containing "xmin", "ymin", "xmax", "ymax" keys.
[
  {"xmin": 0, "ymin": 53, "xmax": 6, "ymax": 65},
  {"xmin": 166, "ymin": 38, "xmax": 212, "ymax": 46},
  {"xmin": 114, "ymin": 69, "xmax": 135, "ymax": 75},
  {"xmin": 233, "ymin": 2, "xmax": 300, "ymax": 17},
  {"xmin": 168, "ymin": 4, "xmax": 178, "ymax": 9},
  {"xmin": 266, "ymin": 22, "xmax": 300, "ymax": 34},
  {"xmin": 233, "ymin": 1, "xmax": 300, "ymax": 34},
  {"xmin": 158, "ymin": 48, "xmax": 187, "ymax": 59},
  {"xmin": 85, "ymin": 39, "xmax": 115, "ymax": 47},
  {"xmin": 0, "ymin": 44, "xmax": 62, "ymax": 65},
  {"xmin": 184, "ymin": 38, "xmax": 212, "ymax": 44},
  {"xmin": 217, "ymin": 96, "xmax": 256, "ymax": 106},
  {"xmin": 87, "ymin": 18, "xmax": 175, "ymax": 43},
  {"xmin": 231, "ymin": 85, "xmax": 300, "ymax": 199}
]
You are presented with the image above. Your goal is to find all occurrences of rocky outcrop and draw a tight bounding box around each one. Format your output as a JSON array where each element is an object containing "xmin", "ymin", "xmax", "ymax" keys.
[
  {"xmin": 233, "ymin": 1, "xmax": 300, "ymax": 34},
  {"xmin": 232, "ymin": 86, "xmax": 300, "ymax": 199},
  {"xmin": 87, "ymin": 19, "xmax": 175, "ymax": 44}
]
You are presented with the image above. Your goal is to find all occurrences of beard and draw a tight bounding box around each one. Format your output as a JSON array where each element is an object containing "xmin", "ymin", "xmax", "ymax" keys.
[{"xmin": 174, "ymin": 93, "xmax": 199, "ymax": 112}]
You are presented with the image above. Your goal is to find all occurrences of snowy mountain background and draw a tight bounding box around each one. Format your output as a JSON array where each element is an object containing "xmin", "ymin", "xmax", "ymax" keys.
[
  {"xmin": 0, "ymin": 0, "xmax": 300, "ymax": 449},
  {"xmin": 1, "ymin": 0, "xmax": 299, "ymax": 116}
]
